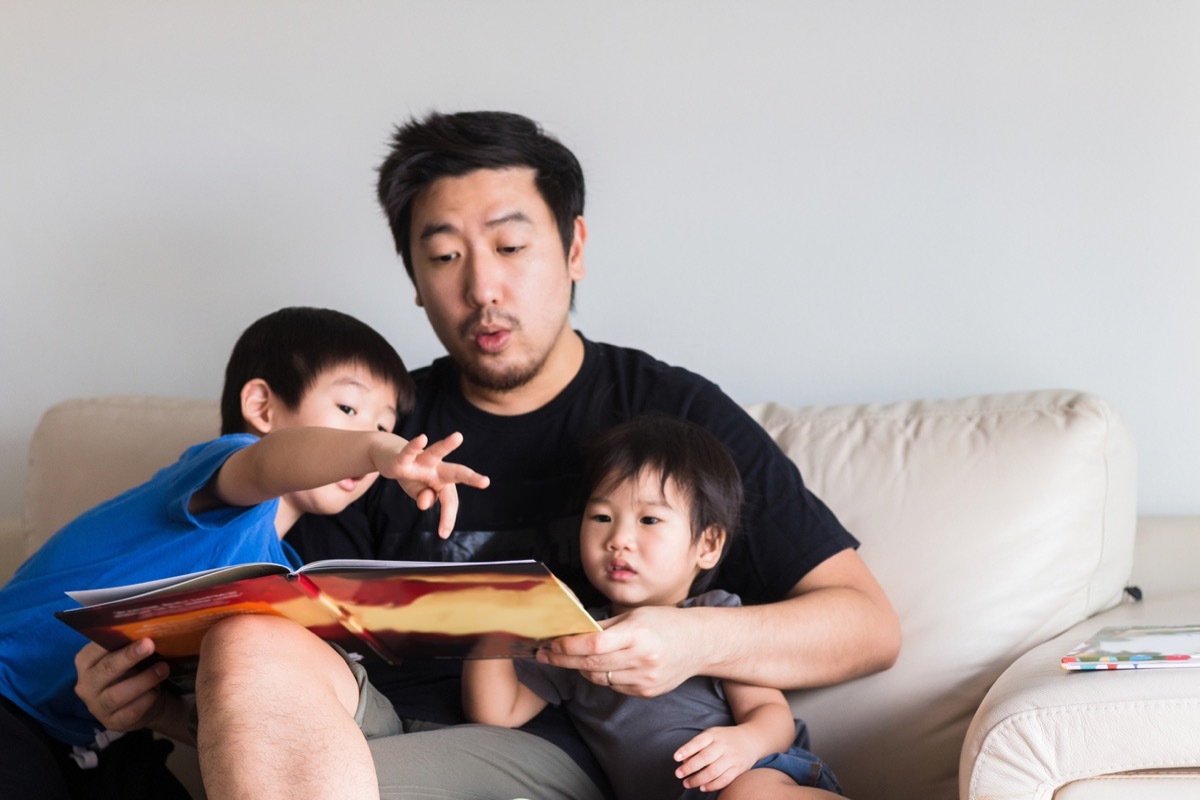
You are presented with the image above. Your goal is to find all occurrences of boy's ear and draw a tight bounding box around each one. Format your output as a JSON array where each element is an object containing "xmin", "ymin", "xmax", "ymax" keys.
[
  {"xmin": 695, "ymin": 526, "xmax": 726, "ymax": 570},
  {"xmin": 240, "ymin": 379, "xmax": 275, "ymax": 435}
]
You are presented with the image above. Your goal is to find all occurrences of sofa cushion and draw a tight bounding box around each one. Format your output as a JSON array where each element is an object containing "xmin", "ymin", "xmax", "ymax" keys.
[{"xmin": 746, "ymin": 390, "xmax": 1137, "ymax": 800}]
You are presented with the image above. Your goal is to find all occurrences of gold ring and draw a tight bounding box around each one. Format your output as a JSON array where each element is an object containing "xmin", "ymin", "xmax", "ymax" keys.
[{"xmin": 605, "ymin": 670, "xmax": 613, "ymax": 686}]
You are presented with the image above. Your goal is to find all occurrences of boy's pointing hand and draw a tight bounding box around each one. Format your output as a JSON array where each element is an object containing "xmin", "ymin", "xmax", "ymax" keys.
[{"xmin": 378, "ymin": 431, "xmax": 490, "ymax": 539}]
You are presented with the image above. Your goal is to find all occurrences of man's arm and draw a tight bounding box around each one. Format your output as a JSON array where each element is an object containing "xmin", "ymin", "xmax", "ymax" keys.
[{"xmin": 540, "ymin": 548, "xmax": 900, "ymax": 696}]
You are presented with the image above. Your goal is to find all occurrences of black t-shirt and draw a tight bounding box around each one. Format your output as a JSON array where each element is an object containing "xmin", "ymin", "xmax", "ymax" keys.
[{"xmin": 285, "ymin": 333, "xmax": 857, "ymax": 787}]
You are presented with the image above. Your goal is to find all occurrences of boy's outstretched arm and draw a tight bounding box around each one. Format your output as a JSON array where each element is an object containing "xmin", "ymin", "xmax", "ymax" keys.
[
  {"xmin": 673, "ymin": 681, "xmax": 796, "ymax": 793},
  {"xmin": 198, "ymin": 428, "xmax": 489, "ymax": 537},
  {"xmin": 461, "ymin": 659, "xmax": 548, "ymax": 728}
]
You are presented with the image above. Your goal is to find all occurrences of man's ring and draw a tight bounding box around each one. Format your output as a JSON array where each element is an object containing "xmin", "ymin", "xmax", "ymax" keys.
[{"xmin": 605, "ymin": 671, "xmax": 613, "ymax": 686}]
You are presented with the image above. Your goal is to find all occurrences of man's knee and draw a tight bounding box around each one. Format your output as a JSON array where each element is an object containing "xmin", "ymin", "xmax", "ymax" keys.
[
  {"xmin": 201, "ymin": 615, "xmax": 304, "ymax": 674},
  {"xmin": 197, "ymin": 615, "xmax": 360, "ymax": 716}
]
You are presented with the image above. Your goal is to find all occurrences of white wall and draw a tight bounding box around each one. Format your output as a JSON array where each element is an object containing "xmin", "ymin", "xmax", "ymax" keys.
[{"xmin": 2, "ymin": 1, "xmax": 1197, "ymax": 518}]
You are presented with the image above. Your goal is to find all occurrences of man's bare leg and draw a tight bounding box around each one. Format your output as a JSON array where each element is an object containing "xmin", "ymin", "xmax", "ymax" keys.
[{"xmin": 195, "ymin": 615, "xmax": 377, "ymax": 800}]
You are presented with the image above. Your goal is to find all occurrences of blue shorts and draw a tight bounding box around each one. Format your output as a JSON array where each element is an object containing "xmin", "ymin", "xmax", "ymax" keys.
[
  {"xmin": 678, "ymin": 745, "xmax": 843, "ymax": 799},
  {"xmin": 754, "ymin": 747, "xmax": 842, "ymax": 792}
]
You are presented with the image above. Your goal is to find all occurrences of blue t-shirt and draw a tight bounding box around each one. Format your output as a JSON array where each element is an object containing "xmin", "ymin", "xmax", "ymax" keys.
[{"xmin": 0, "ymin": 434, "xmax": 301, "ymax": 745}]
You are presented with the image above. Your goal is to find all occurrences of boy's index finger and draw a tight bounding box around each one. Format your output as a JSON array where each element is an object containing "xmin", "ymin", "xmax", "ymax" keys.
[
  {"xmin": 421, "ymin": 431, "xmax": 465, "ymax": 459},
  {"xmin": 121, "ymin": 637, "xmax": 156, "ymax": 667},
  {"xmin": 451, "ymin": 465, "xmax": 489, "ymax": 489},
  {"xmin": 94, "ymin": 638, "xmax": 156, "ymax": 678}
]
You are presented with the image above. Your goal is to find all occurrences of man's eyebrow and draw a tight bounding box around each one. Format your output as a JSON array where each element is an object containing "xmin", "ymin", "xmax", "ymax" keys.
[
  {"xmin": 485, "ymin": 211, "xmax": 533, "ymax": 229},
  {"xmin": 417, "ymin": 211, "xmax": 531, "ymax": 243},
  {"xmin": 418, "ymin": 222, "xmax": 458, "ymax": 242}
]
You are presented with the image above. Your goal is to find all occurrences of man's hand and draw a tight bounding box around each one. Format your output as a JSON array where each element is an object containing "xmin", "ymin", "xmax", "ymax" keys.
[
  {"xmin": 74, "ymin": 639, "xmax": 188, "ymax": 740},
  {"xmin": 673, "ymin": 725, "xmax": 759, "ymax": 792},
  {"xmin": 375, "ymin": 431, "xmax": 490, "ymax": 539},
  {"xmin": 543, "ymin": 550, "xmax": 901, "ymax": 696},
  {"xmin": 537, "ymin": 605, "xmax": 701, "ymax": 697}
]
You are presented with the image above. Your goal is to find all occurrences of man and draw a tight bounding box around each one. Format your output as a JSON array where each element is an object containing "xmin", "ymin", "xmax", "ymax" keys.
[{"xmin": 78, "ymin": 111, "xmax": 900, "ymax": 800}]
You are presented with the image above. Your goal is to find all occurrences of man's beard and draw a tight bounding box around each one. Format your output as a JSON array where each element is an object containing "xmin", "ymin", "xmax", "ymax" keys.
[
  {"xmin": 460, "ymin": 351, "xmax": 545, "ymax": 393},
  {"xmin": 454, "ymin": 310, "xmax": 550, "ymax": 393}
]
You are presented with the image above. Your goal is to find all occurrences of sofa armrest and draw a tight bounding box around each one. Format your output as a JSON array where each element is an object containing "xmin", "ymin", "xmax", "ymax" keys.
[{"xmin": 960, "ymin": 591, "xmax": 1200, "ymax": 800}]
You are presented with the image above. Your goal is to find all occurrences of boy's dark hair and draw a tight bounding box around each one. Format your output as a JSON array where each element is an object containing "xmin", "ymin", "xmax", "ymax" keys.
[
  {"xmin": 580, "ymin": 414, "xmax": 743, "ymax": 594},
  {"xmin": 376, "ymin": 110, "xmax": 586, "ymax": 283},
  {"xmin": 219, "ymin": 307, "xmax": 415, "ymax": 435}
]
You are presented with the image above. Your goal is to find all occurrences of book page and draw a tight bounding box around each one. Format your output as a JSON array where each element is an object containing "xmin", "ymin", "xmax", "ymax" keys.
[
  {"xmin": 305, "ymin": 561, "xmax": 600, "ymax": 659},
  {"xmin": 67, "ymin": 562, "xmax": 289, "ymax": 606}
]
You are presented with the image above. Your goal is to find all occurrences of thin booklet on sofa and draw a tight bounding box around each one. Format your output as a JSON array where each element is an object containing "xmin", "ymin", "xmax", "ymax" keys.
[
  {"xmin": 56, "ymin": 559, "xmax": 600, "ymax": 693},
  {"xmin": 1061, "ymin": 624, "xmax": 1200, "ymax": 671}
]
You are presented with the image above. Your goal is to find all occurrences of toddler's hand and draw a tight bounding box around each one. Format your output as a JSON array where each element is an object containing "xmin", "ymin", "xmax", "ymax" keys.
[{"xmin": 673, "ymin": 725, "xmax": 759, "ymax": 792}]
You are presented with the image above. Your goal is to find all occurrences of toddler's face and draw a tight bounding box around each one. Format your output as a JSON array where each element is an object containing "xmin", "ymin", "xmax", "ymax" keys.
[
  {"xmin": 272, "ymin": 363, "xmax": 399, "ymax": 517},
  {"xmin": 579, "ymin": 469, "xmax": 720, "ymax": 614}
]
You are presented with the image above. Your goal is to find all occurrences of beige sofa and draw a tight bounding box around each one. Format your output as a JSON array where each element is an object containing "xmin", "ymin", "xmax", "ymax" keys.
[{"xmin": 2, "ymin": 391, "xmax": 1198, "ymax": 800}]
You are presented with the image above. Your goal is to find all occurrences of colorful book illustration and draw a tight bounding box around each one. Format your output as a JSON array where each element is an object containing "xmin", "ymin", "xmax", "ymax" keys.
[
  {"xmin": 57, "ymin": 559, "xmax": 600, "ymax": 692},
  {"xmin": 1060, "ymin": 624, "xmax": 1200, "ymax": 671}
]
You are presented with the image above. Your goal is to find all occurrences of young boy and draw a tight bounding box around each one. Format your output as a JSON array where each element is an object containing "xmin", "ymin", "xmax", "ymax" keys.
[
  {"xmin": 0, "ymin": 306, "xmax": 489, "ymax": 799},
  {"xmin": 462, "ymin": 414, "xmax": 842, "ymax": 800}
]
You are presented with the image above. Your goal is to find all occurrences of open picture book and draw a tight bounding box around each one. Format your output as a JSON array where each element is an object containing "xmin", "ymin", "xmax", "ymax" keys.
[
  {"xmin": 1060, "ymin": 624, "xmax": 1200, "ymax": 671},
  {"xmin": 57, "ymin": 559, "xmax": 600, "ymax": 692}
]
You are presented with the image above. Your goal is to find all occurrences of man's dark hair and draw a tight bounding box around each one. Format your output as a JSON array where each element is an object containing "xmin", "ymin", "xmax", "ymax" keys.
[
  {"xmin": 580, "ymin": 414, "xmax": 743, "ymax": 594},
  {"xmin": 376, "ymin": 110, "xmax": 586, "ymax": 282},
  {"xmin": 219, "ymin": 306, "xmax": 415, "ymax": 435}
]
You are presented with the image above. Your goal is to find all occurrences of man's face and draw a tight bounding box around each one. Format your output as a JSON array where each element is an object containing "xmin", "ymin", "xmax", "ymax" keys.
[{"xmin": 408, "ymin": 167, "xmax": 585, "ymax": 407}]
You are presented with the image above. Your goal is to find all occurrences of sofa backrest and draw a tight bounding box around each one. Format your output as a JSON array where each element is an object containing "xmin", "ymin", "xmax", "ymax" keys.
[
  {"xmin": 24, "ymin": 396, "xmax": 219, "ymax": 554},
  {"xmin": 746, "ymin": 389, "xmax": 1137, "ymax": 800}
]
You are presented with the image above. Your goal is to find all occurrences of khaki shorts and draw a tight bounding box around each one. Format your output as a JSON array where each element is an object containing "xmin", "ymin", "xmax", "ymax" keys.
[
  {"xmin": 330, "ymin": 644, "xmax": 403, "ymax": 739},
  {"xmin": 330, "ymin": 647, "xmax": 603, "ymax": 800}
]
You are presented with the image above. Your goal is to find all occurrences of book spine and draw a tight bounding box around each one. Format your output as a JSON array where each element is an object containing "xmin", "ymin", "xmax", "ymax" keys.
[{"xmin": 291, "ymin": 574, "xmax": 399, "ymax": 665}]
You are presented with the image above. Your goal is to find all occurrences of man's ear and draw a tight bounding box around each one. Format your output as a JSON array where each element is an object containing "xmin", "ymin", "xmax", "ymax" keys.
[
  {"xmin": 695, "ymin": 526, "xmax": 726, "ymax": 570},
  {"xmin": 414, "ymin": 288, "xmax": 424, "ymax": 308},
  {"xmin": 240, "ymin": 379, "xmax": 275, "ymax": 435},
  {"xmin": 567, "ymin": 215, "xmax": 587, "ymax": 282}
]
